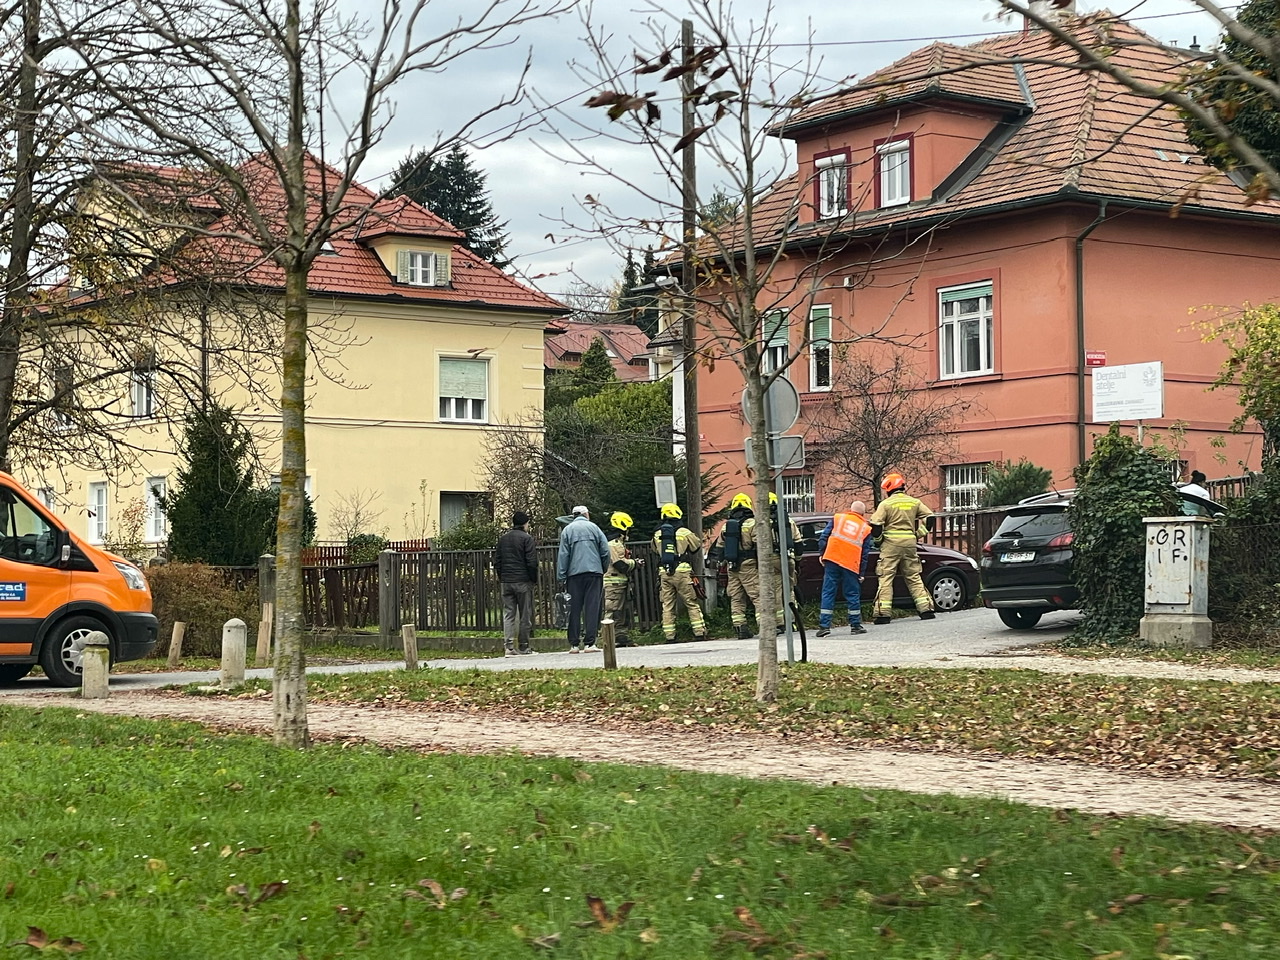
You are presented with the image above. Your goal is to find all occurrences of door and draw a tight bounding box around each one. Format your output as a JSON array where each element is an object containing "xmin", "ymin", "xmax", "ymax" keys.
[{"xmin": 0, "ymin": 486, "xmax": 69, "ymax": 656}]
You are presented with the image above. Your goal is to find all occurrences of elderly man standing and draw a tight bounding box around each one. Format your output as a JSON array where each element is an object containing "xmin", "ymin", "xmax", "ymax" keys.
[{"xmin": 556, "ymin": 505, "xmax": 611, "ymax": 653}]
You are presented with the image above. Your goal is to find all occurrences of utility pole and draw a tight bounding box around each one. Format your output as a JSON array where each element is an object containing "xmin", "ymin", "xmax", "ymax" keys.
[{"xmin": 679, "ymin": 17, "xmax": 705, "ymax": 598}]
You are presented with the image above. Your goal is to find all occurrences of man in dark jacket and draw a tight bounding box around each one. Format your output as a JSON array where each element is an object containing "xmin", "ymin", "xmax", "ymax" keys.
[{"xmin": 495, "ymin": 510, "xmax": 538, "ymax": 656}]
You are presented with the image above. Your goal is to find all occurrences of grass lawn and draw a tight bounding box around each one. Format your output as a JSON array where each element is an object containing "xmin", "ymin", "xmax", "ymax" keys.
[
  {"xmin": 1, "ymin": 705, "xmax": 1277, "ymax": 959},
  {"xmin": 267, "ymin": 663, "xmax": 1280, "ymax": 780},
  {"xmin": 1052, "ymin": 642, "xmax": 1280, "ymax": 671}
]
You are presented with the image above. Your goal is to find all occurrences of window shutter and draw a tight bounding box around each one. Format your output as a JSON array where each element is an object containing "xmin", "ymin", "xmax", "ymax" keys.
[
  {"xmin": 809, "ymin": 306, "xmax": 831, "ymax": 343},
  {"xmin": 764, "ymin": 311, "xmax": 789, "ymax": 348},
  {"xmin": 439, "ymin": 358, "xmax": 487, "ymax": 399},
  {"xmin": 434, "ymin": 252, "xmax": 451, "ymax": 286},
  {"xmin": 396, "ymin": 249, "xmax": 410, "ymax": 283},
  {"xmin": 940, "ymin": 283, "xmax": 992, "ymax": 304}
]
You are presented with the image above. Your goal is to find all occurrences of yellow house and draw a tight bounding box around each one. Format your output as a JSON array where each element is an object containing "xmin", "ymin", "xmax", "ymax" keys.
[{"xmin": 30, "ymin": 166, "xmax": 564, "ymax": 549}]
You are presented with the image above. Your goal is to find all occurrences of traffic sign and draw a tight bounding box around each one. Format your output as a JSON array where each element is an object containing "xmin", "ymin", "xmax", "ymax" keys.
[
  {"xmin": 740, "ymin": 377, "xmax": 800, "ymax": 436},
  {"xmin": 744, "ymin": 435, "xmax": 806, "ymax": 475}
]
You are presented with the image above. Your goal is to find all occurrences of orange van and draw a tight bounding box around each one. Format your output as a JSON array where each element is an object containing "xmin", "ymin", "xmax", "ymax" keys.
[{"xmin": 0, "ymin": 472, "xmax": 158, "ymax": 686}]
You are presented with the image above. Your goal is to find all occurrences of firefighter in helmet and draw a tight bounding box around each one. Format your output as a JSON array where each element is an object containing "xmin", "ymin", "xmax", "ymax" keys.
[
  {"xmin": 651, "ymin": 503, "xmax": 705, "ymax": 642},
  {"xmin": 604, "ymin": 511, "xmax": 640, "ymax": 646},
  {"xmin": 868, "ymin": 472, "xmax": 936, "ymax": 624},
  {"xmin": 711, "ymin": 492, "xmax": 759, "ymax": 639}
]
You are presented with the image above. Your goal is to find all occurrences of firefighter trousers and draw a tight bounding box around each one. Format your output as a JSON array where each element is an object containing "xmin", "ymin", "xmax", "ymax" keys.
[
  {"xmin": 603, "ymin": 579, "xmax": 630, "ymax": 642},
  {"xmin": 727, "ymin": 561, "xmax": 757, "ymax": 627},
  {"xmin": 660, "ymin": 565, "xmax": 704, "ymax": 640},
  {"xmin": 874, "ymin": 538, "xmax": 933, "ymax": 616}
]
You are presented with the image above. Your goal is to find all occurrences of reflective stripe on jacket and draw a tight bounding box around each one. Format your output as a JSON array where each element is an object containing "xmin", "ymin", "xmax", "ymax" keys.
[
  {"xmin": 822, "ymin": 513, "xmax": 871, "ymax": 571},
  {"xmin": 651, "ymin": 525, "xmax": 702, "ymax": 570},
  {"xmin": 869, "ymin": 492, "xmax": 933, "ymax": 541}
]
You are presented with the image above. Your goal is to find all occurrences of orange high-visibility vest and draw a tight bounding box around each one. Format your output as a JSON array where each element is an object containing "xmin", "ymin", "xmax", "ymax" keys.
[{"xmin": 822, "ymin": 513, "xmax": 871, "ymax": 571}]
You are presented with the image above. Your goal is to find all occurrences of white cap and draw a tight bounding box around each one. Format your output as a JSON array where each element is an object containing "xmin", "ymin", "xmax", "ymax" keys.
[{"xmin": 572, "ymin": 505, "xmax": 589, "ymax": 516}]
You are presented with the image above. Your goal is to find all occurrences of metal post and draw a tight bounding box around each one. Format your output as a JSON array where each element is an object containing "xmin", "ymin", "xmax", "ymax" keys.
[{"xmin": 774, "ymin": 470, "xmax": 796, "ymax": 665}]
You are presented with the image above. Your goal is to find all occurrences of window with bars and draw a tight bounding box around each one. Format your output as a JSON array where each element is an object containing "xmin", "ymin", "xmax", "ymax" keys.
[
  {"xmin": 439, "ymin": 357, "xmax": 489, "ymax": 422},
  {"xmin": 782, "ymin": 474, "xmax": 816, "ymax": 514},
  {"xmin": 763, "ymin": 310, "xmax": 789, "ymax": 375},
  {"xmin": 1164, "ymin": 458, "xmax": 1189, "ymax": 483},
  {"xmin": 944, "ymin": 463, "xmax": 990, "ymax": 511},
  {"xmin": 939, "ymin": 282, "xmax": 994, "ymax": 379},
  {"xmin": 808, "ymin": 305, "xmax": 832, "ymax": 391}
]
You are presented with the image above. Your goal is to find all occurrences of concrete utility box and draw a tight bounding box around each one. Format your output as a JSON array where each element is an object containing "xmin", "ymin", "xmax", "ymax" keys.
[{"xmin": 1139, "ymin": 516, "xmax": 1212, "ymax": 649}]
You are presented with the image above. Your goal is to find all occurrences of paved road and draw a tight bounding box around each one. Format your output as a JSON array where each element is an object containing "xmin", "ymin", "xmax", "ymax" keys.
[{"xmin": 0, "ymin": 607, "xmax": 1079, "ymax": 694}]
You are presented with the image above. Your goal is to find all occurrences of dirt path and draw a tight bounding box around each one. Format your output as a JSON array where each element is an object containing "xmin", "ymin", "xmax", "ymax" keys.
[{"xmin": 11, "ymin": 691, "xmax": 1280, "ymax": 830}]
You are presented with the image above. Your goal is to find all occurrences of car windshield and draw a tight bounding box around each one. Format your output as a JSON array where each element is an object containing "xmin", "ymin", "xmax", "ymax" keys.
[{"xmin": 993, "ymin": 510, "xmax": 1070, "ymax": 540}]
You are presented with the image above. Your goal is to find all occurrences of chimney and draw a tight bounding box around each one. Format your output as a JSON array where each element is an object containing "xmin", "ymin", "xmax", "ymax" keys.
[{"xmin": 1026, "ymin": 0, "xmax": 1077, "ymax": 27}]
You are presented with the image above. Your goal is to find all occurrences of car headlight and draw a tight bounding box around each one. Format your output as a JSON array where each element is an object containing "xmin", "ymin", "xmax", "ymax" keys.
[
  {"xmin": 966, "ymin": 556, "xmax": 979, "ymax": 570},
  {"xmin": 113, "ymin": 561, "xmax": 147, "ymax": 591}
]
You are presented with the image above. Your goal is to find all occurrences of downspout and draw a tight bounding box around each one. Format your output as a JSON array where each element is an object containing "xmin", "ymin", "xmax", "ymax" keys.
[{"xmin": 1074, "ymin": 199, "xmax": 1108, "ymax": 466}]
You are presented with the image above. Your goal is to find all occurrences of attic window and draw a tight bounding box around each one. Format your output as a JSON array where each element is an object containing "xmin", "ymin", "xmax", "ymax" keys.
[
  {"xmin": 815, "ymin": 151, "xmax": 850, "ymax": 220},
  {"xmin": 321, "ymin": 239, "xmax": 338, "ymax": 255},
  {"xmin": 396, "ymin": 250, "xmax": 451, "ymax": 287},
  {"xmin": 876, "ymin": 138, "xmax": 912, "ymax": 208},
  {"xmin": 1226, "ymin": 167, "xmax": 1256, "ymax": 190}
]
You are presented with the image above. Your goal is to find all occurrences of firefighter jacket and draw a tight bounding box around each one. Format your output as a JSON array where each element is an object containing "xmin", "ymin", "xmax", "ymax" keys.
[
  {"xmin": 820, "ymin": 512, "xmax": 872, "ymax": 574},
  {"xmin": 869, "ymin": 492, "xmax": 934, "ymax": 542},
  {"xmin": 713, "ymin": 509, "xmax": 758, "ymax": 569},
  {"xmin": 652, "ymin": 524, "xmax": 702, "ymax": 572},
  {"xmin": 606, "ymin": 536, "xmax": 636, "ymax": 584}
]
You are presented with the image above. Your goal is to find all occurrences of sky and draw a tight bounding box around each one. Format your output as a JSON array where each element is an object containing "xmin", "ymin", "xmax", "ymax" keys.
[{"xmin": 357, "ymin": 0, "xmax": 1230, "ymax": 306}]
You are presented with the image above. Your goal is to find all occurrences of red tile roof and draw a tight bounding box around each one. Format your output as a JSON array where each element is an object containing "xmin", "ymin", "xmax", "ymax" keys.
[{"xmin": 544, "ymin": 321, "xmax": 654, "ymax": 381}]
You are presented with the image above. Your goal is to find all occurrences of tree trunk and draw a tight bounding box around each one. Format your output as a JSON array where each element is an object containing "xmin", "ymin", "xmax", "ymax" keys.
[{"xmin": 743, "ymin": 373, "xmax": 778, "ymax": 702}]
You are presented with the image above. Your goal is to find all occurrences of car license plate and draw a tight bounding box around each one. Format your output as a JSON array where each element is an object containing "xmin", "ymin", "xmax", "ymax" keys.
[{"xmin": 1001, "ymin": 551, "xmax": 1035, "ymax": 563}]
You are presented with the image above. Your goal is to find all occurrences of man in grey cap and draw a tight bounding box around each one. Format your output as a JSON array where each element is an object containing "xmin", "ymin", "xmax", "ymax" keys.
[{"xmin": 556, "ymin": 505, "xmax": 611, "ymax": 653}]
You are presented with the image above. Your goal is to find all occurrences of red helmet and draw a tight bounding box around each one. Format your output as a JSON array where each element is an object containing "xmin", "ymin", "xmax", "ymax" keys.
[{"xmin": 881, "ymin": 472, "xmax": 906, "ymax": 494}]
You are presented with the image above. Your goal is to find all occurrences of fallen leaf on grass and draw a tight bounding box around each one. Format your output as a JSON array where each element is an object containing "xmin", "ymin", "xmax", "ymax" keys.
[
  {"xmin": 4, "ymin": 882, "xmax": 15, "ymax": 899},
  {"xmin": 307, "ymin": 820, "xmax": 321, "ymax": 840},
  {"xmin": 716, "ymin": 907, "xmax": 778, "ymax": 952},
  {"xmin": 639, "ymin": 927, "xmax": 659, "ymax": 943},
  {"xmin": 9, "ymin": 926, "xmax": 85, "ymax": 953},
  {"xmin": 870, "ymin": 892, "xmax": 931, "ymax": 908},
  {"xmin": 1093, "ymin": 952, "xmax": 1125, "ymax": 960},
  {"xmin": 584, "ymin": 895, "xmax": 634, "ymax": 932},
  {"xmin": 254, "ymin": 881, "xmax": 287, "ymax": 905},
  {"xmin": 529, "ymin": 933, "xmax": 560, "ymax": 950}
]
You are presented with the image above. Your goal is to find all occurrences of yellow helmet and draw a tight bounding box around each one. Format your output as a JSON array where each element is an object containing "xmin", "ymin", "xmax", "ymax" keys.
[
  {"xmin": 610, "ymin": 511, "xmax": 633, "ymax": 531},
  {"xmin": 660, "ymin": 503, "xmax": 683, "ymax": 519},
  {"xmin": 768, "ymin": 492, "xmax": 778, "ymax": 505},
  {"xmin": 730, "ymin": 493, "xmax": 752, "ymax": 510}
]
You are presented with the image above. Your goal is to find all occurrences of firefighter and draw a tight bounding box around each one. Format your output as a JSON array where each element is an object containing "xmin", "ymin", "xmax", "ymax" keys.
[
  {"xmin": 868, "ymin": 472, "xmax": 936, "ymax": 624},
  {"xmin": 711, "ymin": 493, "xmax": 759, "ymax": 639},
  {"xmin": 651, "ymin": 502, "xmax": 705, "ymax": 642},
  {"xmin": 604, "ymin": 511, "xmax": 641, "ymax": 646},
  {"xmin": 763, "ymin": 492, "xmax": 803, "ymax": 634}
]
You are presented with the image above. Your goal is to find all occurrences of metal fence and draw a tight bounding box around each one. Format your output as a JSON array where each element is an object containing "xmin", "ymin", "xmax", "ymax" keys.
[{"xmin": 1208, "ymin": 521, "xmax": 1280, "ymax": 645}]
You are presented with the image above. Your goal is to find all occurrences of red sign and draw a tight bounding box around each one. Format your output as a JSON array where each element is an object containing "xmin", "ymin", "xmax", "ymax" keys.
[{"xmin": 1085, "ymin": 351, "xmax": 1107, "ymax": 367}]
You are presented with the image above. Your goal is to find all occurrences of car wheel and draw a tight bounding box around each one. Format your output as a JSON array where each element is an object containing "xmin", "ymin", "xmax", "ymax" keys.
[
  {"xmin": 0, "ymin": 663, "xmax": 32, "ymax": 684},
  {"xmin": 40, "ymin": 616, "xmax": 111, "ymax": 687},
  {"xmin": 997, "ymin": 608, "xmax": 1044, "ymax": 630},
  {"xmin": 928, "ymin": 571, "xmax": 968, "ymax": 612}
]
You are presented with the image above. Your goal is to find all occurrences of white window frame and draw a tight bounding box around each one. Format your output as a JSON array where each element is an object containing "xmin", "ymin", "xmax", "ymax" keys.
[
  {"xmin": 269, "ymin": 474, "xmax": 313, "ymax": 497},
  {"xmin": 815, "ymin": 153, "xmax": 849, "ymax": 220},
  {"xmin": 808, "ymin": 305, "xmax": 832, "ymax": 392},
  {"xmin": 877, "ymin": 139, "xmax": 911, "ymax": 208},
  {"xmin": 36, "ymin": 487, "xmax": 56, "ymax": 512},
  {"xmin": 438, "ymin": 357, "xmax": 489, "ymax": 423},
  {"xmin": 782, "ymin": 474, "xmax": 816, "ymax": 514},
  {"xmin": 130, "ymin": 367, "xmax": 156, "ymax": 418},
  {"xmin": 763, "ymin": 311, "xmax": 789, "ymax": 376},
  {"xmin": 145, "ymin": 476, "xmax": 167, "ymax": 542},
  {"xmin": 406, "ymin": 250, "xmax": 435, "ymax": 286},
  {"xmin": 944, "ymin": 463, "xmax": 990, "ymax": 511},
  {"xmin": 938, "ymin": 282, "xmax": 995, "ymax": 379},
  {"xmin": 88, "ymin": 481, "xmax": 108, "ymax": 543}
]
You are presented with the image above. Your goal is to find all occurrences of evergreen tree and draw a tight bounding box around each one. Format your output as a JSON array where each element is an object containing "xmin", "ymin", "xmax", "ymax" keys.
[
  {"xmin": 544, "ymin": 336, "xmax": 618, "ymax": 408},
  {"xmin": 615, "ymin": 248, "xmax": 660, "ymax": 338},
  {"xmin": 390, "ymin": 143, "xmax": 511, "ymax": 267}
]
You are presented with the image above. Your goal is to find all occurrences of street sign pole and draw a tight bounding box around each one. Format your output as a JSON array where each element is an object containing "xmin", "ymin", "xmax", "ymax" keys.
[{"xmin": 762, "ymin": 385, "xmax": 796, "ymax": 664}]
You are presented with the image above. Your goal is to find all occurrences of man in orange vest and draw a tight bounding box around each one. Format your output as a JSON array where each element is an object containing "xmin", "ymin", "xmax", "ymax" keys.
[{"xmin": 816, "ymin": 500, "xmax": 872, "ymax": 637}]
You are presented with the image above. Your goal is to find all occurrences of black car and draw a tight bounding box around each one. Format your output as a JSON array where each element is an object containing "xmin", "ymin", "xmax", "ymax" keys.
[{"xmin": 980, "ymin": 489, "xmax": 1225, "ymax": 629}]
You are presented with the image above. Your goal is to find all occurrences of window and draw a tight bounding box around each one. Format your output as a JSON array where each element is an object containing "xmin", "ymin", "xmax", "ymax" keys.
[
  {"xmin": 88, "ymin": 481, "xmax": 108, "ymax": 543},
  {"xmin": 808, "ymin": 305, "xmax": 832, "ymax": 391},
  {"xmin": 1165, "ymin": 458, "xmax": 1189, "ymax": 483},
  {"xmin": 877, "ymin": 138, "xmax": 911, "ymax": 207},
  {"xmin": 439, "ymin": 357, "xmax": 488, "ymax": 422},
  {"xmin": 145, "ymin": 477, "xmax": 167, "ymax": 542},
  {"xmin": 396, "ymin": 250, "xmax": 450, "ymax": 287},
  {"xmin": 268, "ymin": 474, "xmax": 313, "ymax": 497},
  {"xmin": 52, "ymin": 364, "xmax": 74, "ymax": 428},
  {"xmin": 130, "ymin": 367, "xmax": 156, "ymax": 418},
  {"xmin": 36, "ymin": 487, "xmax": 56, "ymax": 512},
  {"xmin": 939, "ymin": 282, "xmax": 994, "ymax": 379},
  {"xmin": 763, "ymin": 311, "xmax": 789, "ymax": 375},
  {"xmin": 815, "ymin": 153, "xmax": 849, "ymax": 219},
  {"xmin": 0, "ymin": 488, "xmax": 58, "ymax": 565},
  {"xmin": 782, "ymin": 474, "xmax": 816, "ymax": 514},
  {"xmin": 439, "ymin": 492, "xmax": 492, "ymax": 534},
  {"xmin": 944, "ymin": 463, "xmax": 990, "ymax": 511}
]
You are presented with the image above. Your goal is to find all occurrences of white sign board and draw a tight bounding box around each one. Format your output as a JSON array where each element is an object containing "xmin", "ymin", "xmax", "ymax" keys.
[
  {"xmin": 1092, "ymin": 361, "xmax": 1163, "ymax": 422},
  {"xmin": 653, "ymin": 474, "xmax": 677, "ymax": 509}
]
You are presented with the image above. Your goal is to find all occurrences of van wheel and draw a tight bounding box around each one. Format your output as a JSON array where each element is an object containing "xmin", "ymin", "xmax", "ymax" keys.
[
  {"xmin": 997, "ymin": 608, "xmax": 1044, "ymax": 630},
  {"xmin": 0, "ymin": 663, "xmax": 32, "ymax": 684},
  {"xmin": 40, "ymin": 616, "xmax": 111, "ymax": 687}
]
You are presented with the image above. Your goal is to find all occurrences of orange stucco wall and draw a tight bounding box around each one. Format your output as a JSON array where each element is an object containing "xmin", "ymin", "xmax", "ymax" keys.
[{"xmin": 697, "ymin": 204, "xmax": 1279, "ymax": 510}]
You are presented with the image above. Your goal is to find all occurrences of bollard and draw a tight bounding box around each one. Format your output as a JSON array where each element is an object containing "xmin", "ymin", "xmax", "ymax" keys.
[
  {"xmin": 166, "ymin": 621, "xmax": 186, "ymax": 669},
  {"xmin": 401, "ymin": 623, "xmax": 419, "ymax": 670},
  {"xmin": 600, "ymin": 619, "xmax": 617, "ymax": 671},
  {"xmin": 219, "ymin": 618, "xmax": 247, "ymax": 688},
  {"xmin": 81, "ymin": 631, "xmax": 111, "ymax": 699},
  {"xmin": 255, "ymin": 602, "xmax": 273, "ymax": 666}
]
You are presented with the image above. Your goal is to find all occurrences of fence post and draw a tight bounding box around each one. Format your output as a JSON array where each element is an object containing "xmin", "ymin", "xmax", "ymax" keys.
[
  {"xmin": 258, "ymin": 554, "xmax": 276, "ymax": 611},
  {"xmin": 166, "ymin": 621, "xmax": 187, "ymax": 668},
  {"xmin": 600, "ymin": 619, "xmax": 617, "ymax": 670},
  {"xmin": 81, "ymin": 631, "xmax": 111, "ymax": 699},
  {"xmin": 379, "ymin": 550, "xmax": 401, "ymax": 647},
  {"xmin": 255, "ymin": 603, "xmax": 273, "ymax": 666},
  {"xmin": 219, "ymin": 618, "xmax": 247, "ymax": 688},
  {"xmin": 401, "ymin": 623, "xmax": 418, "ymax": 670}
]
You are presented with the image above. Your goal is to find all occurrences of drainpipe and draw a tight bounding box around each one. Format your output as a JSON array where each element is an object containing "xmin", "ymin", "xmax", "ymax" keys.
[{"xmin": 1074, "ymin": 199, "xmax": 1108, "ymax": 466}]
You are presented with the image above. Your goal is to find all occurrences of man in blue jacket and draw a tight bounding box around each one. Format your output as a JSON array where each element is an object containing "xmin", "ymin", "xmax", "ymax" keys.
[{"xmin": 556, "ymin": 505, "xmax": 612, "ymax": 653}]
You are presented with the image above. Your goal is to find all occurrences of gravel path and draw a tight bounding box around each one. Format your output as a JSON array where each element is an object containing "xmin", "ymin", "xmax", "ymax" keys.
[{"xmin": 11, "ymin": 690, "xmax": 1280, "ymax": 831}]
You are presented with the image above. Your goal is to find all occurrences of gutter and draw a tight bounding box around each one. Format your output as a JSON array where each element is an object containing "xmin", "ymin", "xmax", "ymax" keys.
[{"xmin": 1074, "ymin": 199, "xmax": 1108, "ymax": 466}]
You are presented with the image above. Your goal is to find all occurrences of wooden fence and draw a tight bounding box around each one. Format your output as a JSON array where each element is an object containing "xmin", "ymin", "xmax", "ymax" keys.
[{"xmin": 301, "ymin": 539, "xmax": 432, "ymax": 567}]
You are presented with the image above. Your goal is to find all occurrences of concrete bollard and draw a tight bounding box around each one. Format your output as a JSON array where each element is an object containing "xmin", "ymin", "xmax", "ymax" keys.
[
  {"xmin": 401, "ymin": 623, "xmax": 419, "ymax": 670},
  {"xmin": 600, "ymin": 619, "xmax": 617, "ymax": 671},
  {"xmin": 166, "ymin": 621, "xmax": 186, "ymax": 669},
  {"xmin": 81, "ymin": 631, "xmax": 111, "ymax": 699},
  {"xmin": 219, "ymin": 618, "xmax": 247, "ymax": 688},
  {"xmin": 255, "ymin": 602, "xmax": 273, "ymax": 666}
]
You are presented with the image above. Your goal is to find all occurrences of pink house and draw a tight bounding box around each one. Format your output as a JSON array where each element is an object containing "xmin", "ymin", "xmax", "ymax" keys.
[{"xmin": 695, "ymin": 13, "xmax": 1280, "ymax": 513}]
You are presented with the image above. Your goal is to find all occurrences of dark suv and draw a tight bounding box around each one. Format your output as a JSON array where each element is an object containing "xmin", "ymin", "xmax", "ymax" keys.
[{"xmin": 980, "ymin": 489, "xmax": 1224, "ymax": 629}]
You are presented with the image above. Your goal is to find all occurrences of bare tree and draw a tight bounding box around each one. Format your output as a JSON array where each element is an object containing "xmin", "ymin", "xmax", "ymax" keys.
[
  {"xmin": 69, "ymin": 0, "xmax": 569, "ymax": 746},
  {"xmin": 328, "ymin": 488, "xmax": 386, "ymax": 542}
]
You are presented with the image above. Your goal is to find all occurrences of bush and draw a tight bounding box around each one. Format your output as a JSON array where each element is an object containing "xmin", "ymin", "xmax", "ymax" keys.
[
  {"xmin": 146, "ymin": 563, "xmax": 260, "ymax": 658},
  {"xmin": 347, "ymin": 533, "xmax": 389, "ymax": 565},
  {"xmin": 434, "ymin": 513, "xmax": 504, "ymax": 551},
  {"xmin": 980, "ymin": 458, "xmax": 1052, "ymax": 507},
  {"xmin": 1069, "ymin": 425, "xmax": 1178, "ymax": 643}
]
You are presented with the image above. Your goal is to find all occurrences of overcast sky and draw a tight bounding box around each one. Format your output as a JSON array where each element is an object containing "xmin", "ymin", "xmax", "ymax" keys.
[{"xmin": 358, "ymin": 0, "xmax": 1227, "ymax": 304}]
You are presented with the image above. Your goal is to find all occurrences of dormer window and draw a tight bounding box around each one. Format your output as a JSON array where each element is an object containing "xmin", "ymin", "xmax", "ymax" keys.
[
  {"xmin": 876, "ymin": 137, "xmax": 912, "ymax": 207},
  {"xmin": 815, "ymin": 151, "xmax": 849, "ymax": 220},
  {"xmin": 396, "ymin": 250, "xmax": 451, "ymax": 287}
]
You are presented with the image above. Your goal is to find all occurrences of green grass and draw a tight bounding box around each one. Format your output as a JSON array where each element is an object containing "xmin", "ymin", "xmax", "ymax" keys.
[
  {"xmin": 2, "ymin": 705, "xmax": 1279, "ymax": 959},
  {"xmin": 263, "ymin": 663, "xmax": 1280, "ymax": 779}
]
